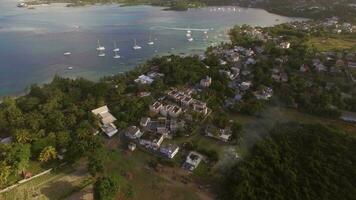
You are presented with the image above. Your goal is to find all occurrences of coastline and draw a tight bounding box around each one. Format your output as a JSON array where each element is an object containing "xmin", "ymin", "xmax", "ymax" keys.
[{"xmin": 0, "ymin": 3, "xmax": 308, "ymax": 98}]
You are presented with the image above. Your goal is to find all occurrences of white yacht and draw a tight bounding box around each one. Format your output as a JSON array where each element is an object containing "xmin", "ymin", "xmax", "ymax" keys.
[
  {"xmin": 113, "ymin": 51, "xmax": 120, "ymax": 59},
  {"xmin": 186, "ymin": 29, "xmax": 192, "ymax": 37},
  {"xmin": 113, "ymin": 41, "xmax": 120, "ymax": 52},
  {"xmin": 63, "ymin": 52, "xmax": 71, "ymax": 56},
  {"xmin": 147, "ymin": 34, "xmax": 154, "ymax": 45},
  {"xmin": 67, "ymin": 66, "xmax": 73, "ymax": 70},
  {"xmin": 188, "ymin": 37, "xmax": 194, "ymax": 42},
  {"xmin": 96, "ymin": 40, "xmax": 105, "ymax": 51},
  {"xmin": 133, "ymin": 39, "xmax": 142, "ymax": 50},
  {"xmin": 98, "ymin": 52, "xmax": 106, "ymax": 57}
]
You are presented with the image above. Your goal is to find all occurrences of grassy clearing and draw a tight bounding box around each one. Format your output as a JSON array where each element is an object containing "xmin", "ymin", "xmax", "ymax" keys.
[
  {"xmin": 306, "ymin": 36, "xmax": 356, "ymax": 51},
  {"xmin": 103, "ymin": 145, "xmax": 201, "ymax": 200},
  {"xmin": 231, "ymin": 106, "xmax": 356, "ymax": 152},
  {"xmin": 0, "ymin": 163, "xmax": 93, "ymax": 200}
]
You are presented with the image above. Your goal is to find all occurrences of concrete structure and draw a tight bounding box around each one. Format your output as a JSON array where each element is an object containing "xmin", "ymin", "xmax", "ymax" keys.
[
  {"xmin": 125, "ymin": 126, "xmax": 143, "ymax": 139},
  {"xmin": 183, "ymin": 151, "xmax": 204, "ymax": 171},
  {"xmin": 91, "ymin": 105, "xmax": 118, "ymax": 137}
]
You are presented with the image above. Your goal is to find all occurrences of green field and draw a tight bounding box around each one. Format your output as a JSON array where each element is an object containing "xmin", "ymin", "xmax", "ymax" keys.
[{"xmin": 306, "ymin": 36, "xmax": 356, "ymax": 51}]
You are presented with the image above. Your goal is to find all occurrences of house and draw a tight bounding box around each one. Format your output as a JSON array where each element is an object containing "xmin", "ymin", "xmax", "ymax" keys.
[
  {"xmin": 219, "ymin": 70, "xmax": 235, "ymax": 80},
  {"xmin": 135, "ymin": 75, "xmax": 154, "ymax": 84},
  {"xmin": 137, "ymin": 92, "xmax": 151, "ymax": 97},
  {"xmin": 183, "ymin": 151, "xmax": 204, "ymax": 171},
  {"xmin": 205, "ymin": 125, "xmax": 232, "ymax": 142},
  {"xmin": 245, "ymin": 58, "xmax": 256, "ymax": 65},
  {"xmin": 125, "ymin": 126, "xmax": 143, "ymax": 139},
  {"xmin": 0, "ymin": 136, "xmax": 12, "ymax": 144},
  {"xmin": 149, "ymin": 101, "xmax": 163, "ymax": 114},
  {"xmin": 147, "ymin": 71, "xmax": 164, "ymax": 79},
  {"xmin": 160, "ymin": 105, "xmax": 173, "ymax": 117},
  {"xmin": 101, "ymin": 123, "xmax": 119, "ymax": 138},
  {"xmin": 230, "ymin": 67, "xmax": 240, "ymax": 76},
  {"xmin": 168, "ymin": 105, "xmax": 182, "ymax": 118},
  {"xmin": 279, "ymin": 42, "xmax": 291, "ymax": 49},
  {"xmin": 239, "ymin": 81, "xmax": 252, "ymax": 91},
  {"xmin": 300, "ymin": 64, "xmax": 310, "ymax": 72},
  {"xmin": 181, "ymin": 96, "xmax": 193, "ymax": 107},
  {"xmin": 139, "ymin": 132, "xmax": 164, "ymax": 150},
  {"xmin": 254, "ymin": 87, "xmax": 273, "ymax": 100},
  {"xmin": 91, "ymin": 106, "xmax": 118, "ymax": 137},
  {"xmin": 160, "ymin": 144, "xmax": 179, "ymax": 159},
  {"xmin": 192, "ymin": 100, "xmax": 208, "ymax": 116},
  {"xmin": 340, "ymin": 111, "xmax": 356, "ymax": 123},
  {"xmin": 128, "ymin": 143, "xmax": 136, "ymax": 151},
  {"xmin": 313, "ymin": 59, "xmax": 327, "ymax": 72},
  {"xmin": 140, "ymin": 117, "xmax": 151, "ymax": 127},
  {"xmin": 200, "ymin": 76, "xmax": 212, "ymax": 88}
]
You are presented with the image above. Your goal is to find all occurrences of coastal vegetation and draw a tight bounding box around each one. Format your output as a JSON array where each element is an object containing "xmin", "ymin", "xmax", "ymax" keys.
[{"xmin": 24, "ymin": 0, "xmax": 356, "ymax": 21}]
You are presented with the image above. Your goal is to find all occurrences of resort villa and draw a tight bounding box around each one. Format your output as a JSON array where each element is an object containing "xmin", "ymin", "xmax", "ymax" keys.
[{"xmin": 91, "ymin": 105, "xmax": 118, "ymax": 137}]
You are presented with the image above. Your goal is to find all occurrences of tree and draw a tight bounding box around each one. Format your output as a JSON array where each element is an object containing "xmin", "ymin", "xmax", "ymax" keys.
[
  {"xmin": 38, "ymin": 146, "xmax": 57, "ymax": 163},
  {"xmin": 13, "ymin": 129, "xmax": 31, "ymax": 144},
  {"xmin": 231, "ymin": 122, "xmax": 243, "ymax": 144},
  {"xmin": 0, "ymin": 161, "xmax": 11, "ymax": 187},
  {"xmin": 219, "ymin": 123, "xmax": 356, "ymax": 200},
  {"xmin": 94, "ymin": 175, "xmax": 121, "ymax": 200},
  {"xmin": 6, "ymin": 144, "xmax": 31, "ymax": 173},
  {"xmin": 87, "ymin": 149, "xmax": 106, "ymax": 177}
]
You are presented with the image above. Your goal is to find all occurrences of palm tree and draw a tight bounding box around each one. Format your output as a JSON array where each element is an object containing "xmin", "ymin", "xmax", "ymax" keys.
[
  {"xmin": 14, "ymin": 129, "xmax": 31, "ymax": 144},
  {"xmin": 0, "ymin": 162, "xmax": 11, "ymax": 187},
  {"xmin": 38, "ymin": 146, "xmax": 57, "ymax": 162}
]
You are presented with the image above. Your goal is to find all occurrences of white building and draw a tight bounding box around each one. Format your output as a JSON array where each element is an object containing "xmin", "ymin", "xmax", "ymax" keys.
[
  {"xmin": 91, "ymin": 105, "xmax": 118, "ymax": 137},
  {"xmin": 125, "ymin": 126, "xmax": 143, "ymax": 139},
  {"xmin": 159, "ymin": 144, "xmax": 179, "ymax": 159},
  {"xmin": 183, "ymin": 151, "xmax": 204, "ymax": 171},
  {"xmin": 135, "ymin": 75, "xmax": 154, "ymax": 84},
  {"xmin": 200, "ymin": 76, "xmax": 212, "ymax": 88}
]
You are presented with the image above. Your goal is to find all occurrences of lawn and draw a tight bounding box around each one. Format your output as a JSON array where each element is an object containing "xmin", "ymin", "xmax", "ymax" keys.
[
  {"xmin": 231, "ymin": 106, "xmax": 356, "ymax": 152},
  {"xmin": 0, "ymin": 162, "xmax": 93, "ymax": 200},
  {"xmin": 103, "ymin": 142, "xmax": 202, "ymax": 200},
  {"xmin": 306, "ymin": 36, "xmax": 356, "ymax": 51}
]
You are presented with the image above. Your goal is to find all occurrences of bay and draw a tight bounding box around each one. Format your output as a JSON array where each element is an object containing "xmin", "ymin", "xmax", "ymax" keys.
[{"xmin": 0, "ymin": 0, "xmax": 305, "ymax": 96}]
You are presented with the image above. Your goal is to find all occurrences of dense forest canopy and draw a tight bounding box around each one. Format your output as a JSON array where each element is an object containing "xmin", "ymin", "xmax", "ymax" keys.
[{"xmin": 219, "ymin": 123, "xmax": 356, "ymax": 200}]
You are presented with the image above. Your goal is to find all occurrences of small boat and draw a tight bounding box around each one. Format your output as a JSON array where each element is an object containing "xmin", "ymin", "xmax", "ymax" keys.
[
  {"xmin": 147, "ymin": 33, "xmax": 154, "ymax": 45},
  {"xmin": 188, "ymin": 37, "xmax": 194, "ymax": 42},
  {"xmin": 96, "ymin": 40, "xmax": 105, "ymax": 51},
  {"xmin": 113, "ymin": 51, "xmax": 120, "ymax": 59},
  {"xmin": 67, "ymin": 66, "xmax": 73, "ymax": 70},
  {"xmin": 204, "ymin": 30, "xmax": 208, "ymax": 34},
  {"xmin": 63, "ymin": 52, "xmax": 71, "ymax": 56},
  {"xmin": 98, "ymin": 52, "xmax": 106, "ymax": 57},
  {"xmin": 17, "ymin": 2, "xmax": 27, "ymax": 8},
  {"xmin": 113, "ymin": 41, "xmax": 120, "ymax": 52},
  {"xmin": 133, "ymin": 39, "xmax": 142, "ymax": 50}
]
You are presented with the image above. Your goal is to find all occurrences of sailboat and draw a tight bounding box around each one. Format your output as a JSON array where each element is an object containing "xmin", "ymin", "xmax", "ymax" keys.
[
  {"xmin": 133, "ymin": 39, "xmax": 142, "ymax": 50},
  {"xmin": 96, "ymin": 40, "xmax": 105, "ymax": 51},
  {"xmin": 113, "ymin": 51, "xmax": 120, "ymax": 59},
  {"xmin": 186, "ymin": 29, "xmax": 192, "ymax": 37},
  {"xmin": 147, "ymin": 33, "xmax": 154, "ymax": 45},
  {"xmin": 98, "ymin": 52, "xmax": 106, "ymax": 57},
  {"xmin": 113, "ymin": 41, "xmax": 120, "ymax": 52}
]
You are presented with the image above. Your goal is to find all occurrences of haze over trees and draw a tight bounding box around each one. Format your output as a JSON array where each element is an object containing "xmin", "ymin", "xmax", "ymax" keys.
[{"xmin": 219, "ymin": 123, "xmax": 356, "ymax": 200}]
